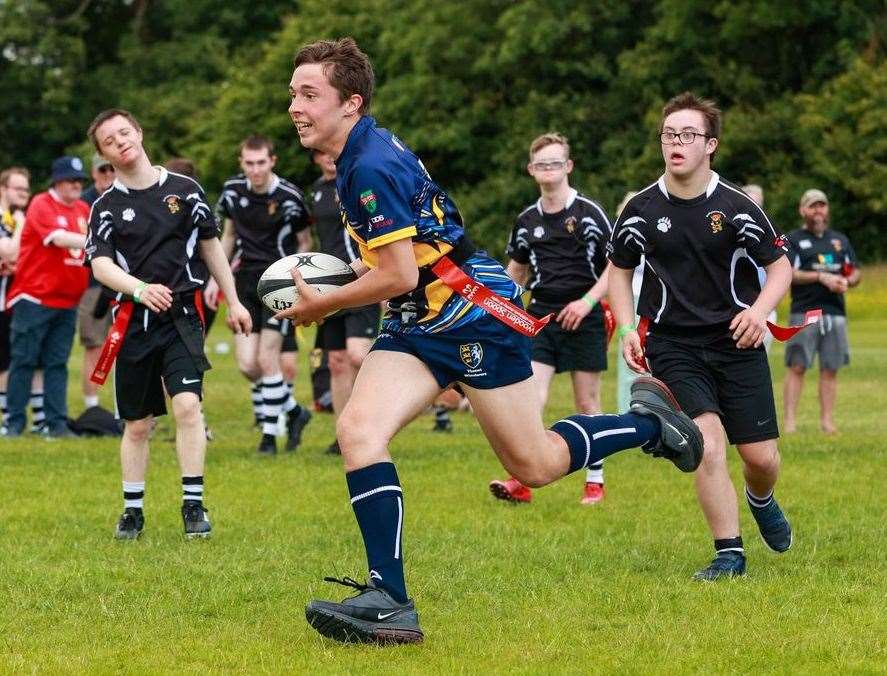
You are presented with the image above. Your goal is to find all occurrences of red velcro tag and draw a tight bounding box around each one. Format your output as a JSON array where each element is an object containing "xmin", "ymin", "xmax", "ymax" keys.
[
  {"xmin": 766, "ymin": 308, "xmax": 822, "ymax": 342},
  {"xmin": 431, "ymin": 256, "xmax": 552, "ymax": 337},
  {"xmin": 90, "ymin": 301, "xmax": 134, "ymax": 385}
]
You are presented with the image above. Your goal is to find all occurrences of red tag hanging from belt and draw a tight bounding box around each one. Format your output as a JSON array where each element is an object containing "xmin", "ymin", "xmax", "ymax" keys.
[
  {"xmin": 90, "ymin": 301, "xmax": 134, "ymax": 385},
  {"xmin": 431, "ymin": 256, "xmax": 552, "ymax": 337},
  {"xmin": 600, "ymin": 299, "xmax": 616, "ymax": 346},
  {"xmin": 766, "ymin": 308, "xmax": 821, "ymax": 342}
]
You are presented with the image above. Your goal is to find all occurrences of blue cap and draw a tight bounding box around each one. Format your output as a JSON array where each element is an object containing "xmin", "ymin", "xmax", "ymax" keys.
[{"xmin": 51, "ymin": 156, "xmax": 87, "ymax": 183}]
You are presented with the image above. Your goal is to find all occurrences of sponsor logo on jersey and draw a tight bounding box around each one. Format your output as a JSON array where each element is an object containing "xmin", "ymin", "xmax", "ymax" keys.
[
  {"xmin": 164, "ymin": 195, "xmax": 181, "ymax": 214},
  {"xmin": 831, "ymin": 238, "xmax": 842, "ymax": 252},
  {"xmin": 707, "ymin": 210, "xmax": 724, "ymax": 234},
  {"xmin": 370, "ymin": 214, "xmax": 385, "ymax": 224},
  {"xmin": 360, "ymin": 189, "xmax": 378, "ymax": 214},
  {"xmin": 240, "ymin": 196, "xmax": 249, "ymax": 208},
  {"xmin": 268, "ymin": 200, "xmax": 277, "ymax": 216},
  {"xmin": 774, "ymin": 235, "xmax": 788, "ymax": 249},
  {"xmin": 56, "ymin": 215, "xmax": 68, "ymax": 226},
  {"xmin": 657, "ymin": 216, "xmax": 671, "ymax": 233},
  {"xmin": 533, "ymin": 226, "xmax": 545, "ymax": 239},
  {"xmin": 459, "ymin": 342, "xmax": 484, "ymax": 369},
  {"xmin": 799, "ymin": 239, "xmax": 812, "ymax": 249},
  {"xmin": 122, "ymin": 208, "xmax": 135, "ymax": 222},
  {"xmin": 564, "ymin": 215, "xmax": 577, "ymax": 233}
]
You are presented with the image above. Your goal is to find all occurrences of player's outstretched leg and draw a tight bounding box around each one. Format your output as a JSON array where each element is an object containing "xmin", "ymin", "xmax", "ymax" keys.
[
  {"xmin": 628, "ymin": 377, "xmax": 704, "ymax": 472},
  {"xmin": 305, "ymin": 351, "xmax": 439, "ymax": 645}
]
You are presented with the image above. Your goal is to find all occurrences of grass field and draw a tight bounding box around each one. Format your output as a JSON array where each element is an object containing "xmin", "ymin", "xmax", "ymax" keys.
[{"xmin": 2, "ymin": 269, "xmax": 886, "ymax": 674}]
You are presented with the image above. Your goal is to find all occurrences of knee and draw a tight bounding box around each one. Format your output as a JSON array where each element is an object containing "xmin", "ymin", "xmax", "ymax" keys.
[
  {"xmin": 511, "ymin": 467, "xmax": 550, "ymax": 489},
  {"xmin": 743, "ymin": 445, "xmax": 780, "ymax": 476},
  {"xmin": 237, "ymin": 359, "xmax": 259, "ymax": 381},
  {"xmin": 346, "ymin": 347, "xmax": 367, "ymax": 371},
  {"xmin": 699, "ymin": 430, "xmax": 728, "ymax": 471},
  {"xmin": 124, "ymin": 417, "xmax": 152, "ymax": 443},
  {"xmin": 328, "ymin": 351, "xmax": 350, "ymax": 377},
  {"xmin": 280, "ymin": 356, "xmax": 296, "ymax": 382},
  {"xmin": 256, "ymin": 352, "xmax": 276, "ymax": 376},
  {"xmin": 787, "ymin": 365, "xmax": 806, "ymax": 377},
  {"xmin": 172, "ymin": 394, "xmax": 202, "ymax": 427},
  {"xmin": 574, "ymin": 394, "xmax": 599, "ymax": 415}
]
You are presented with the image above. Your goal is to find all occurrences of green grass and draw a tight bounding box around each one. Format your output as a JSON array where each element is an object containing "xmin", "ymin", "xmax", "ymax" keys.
[{"xmin": 2, "ymin": 269, "xmax": 886, "ymax": 674}]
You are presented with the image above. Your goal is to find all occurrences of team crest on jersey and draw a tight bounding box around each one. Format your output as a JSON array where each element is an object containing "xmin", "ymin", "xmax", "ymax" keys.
[
  {"xmin": 360, "ymin": 190, "xmax": 378, "ymax": 214},
  {"xmin": 707, "ymin": 210, "xmax": 724, "ymax": 233},
  {"xmin": 533, "ymin": 226, "xmax": 545, "ymax": 239},
  {"xmin": 268, "ymin": 200, "xmax": 277, "ymax": 216},
  {"xmin": 459, "ymin": 343, "xmax": 484, "ymax": 369},
  {"xmin": 657, "ymin": 216, "xmax": 671, "ymax": 233},
  {"xmin": 831, "ymin": 238, "xmax": 842, "ymax": 252},
  {"xmin": 564, "ymin": 216, "xmax": 577, "ymax": 234},
  {"xmin": 164, "ymin": 195, "xmax": 181, "ymax": 214},
  {"xmin": 240, "ymin": 196, "xmax": 249, "ymax": 208},
  {"xmin": 122, "ymin": 208, "xmax": 135, "ymax": 222}
]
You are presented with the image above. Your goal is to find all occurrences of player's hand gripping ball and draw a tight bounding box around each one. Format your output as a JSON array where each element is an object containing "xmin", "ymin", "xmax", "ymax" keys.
[{"xmin": 257, "ymin": 252, "xmax": 356, "ymax": 315}]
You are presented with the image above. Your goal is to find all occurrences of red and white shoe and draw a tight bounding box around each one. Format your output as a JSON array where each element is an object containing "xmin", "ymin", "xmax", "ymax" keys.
[
  {"xmin": 489, "ymin": 477, "xmax": 532, "ymax": 503},
  {"xmin": 580, "ymin": 482, "xmax": 605, "ymax": 505}
]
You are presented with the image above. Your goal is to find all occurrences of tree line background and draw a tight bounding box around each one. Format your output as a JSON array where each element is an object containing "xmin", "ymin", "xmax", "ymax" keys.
[{"xmin": 1, "ymin": 0, "xmax": 884, "ymax": 258}]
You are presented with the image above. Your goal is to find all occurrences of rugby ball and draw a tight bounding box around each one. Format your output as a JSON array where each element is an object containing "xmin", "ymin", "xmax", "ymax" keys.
[{"xmin": 257, "ymin": 252, "xmax": 356, "ymax": 313}]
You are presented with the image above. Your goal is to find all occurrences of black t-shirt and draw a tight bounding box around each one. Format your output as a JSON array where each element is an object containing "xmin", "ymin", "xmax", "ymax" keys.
[
  {"xmin": 310, "ymin": 176, "xmax": 354, "ymax": 262},
  {"xmin": 215, "ymin": 173, "xmax": 310, "ymax": 271},
  {"xmin": 507, "ymin": 189, "xmax": 611, "ymax": 315},
  {"xmin": 86, "ymin": 168, "xmax": 218, "ymax": 291},
  {"xmin": 608, "ymin": 173, "xmax": 787, "ymax": 336},
  {"xmin": 786, "ymin": 227, "xmax": 857, "ymax": 316}
]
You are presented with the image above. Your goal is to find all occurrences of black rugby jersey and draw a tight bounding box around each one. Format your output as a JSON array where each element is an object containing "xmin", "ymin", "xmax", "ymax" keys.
[
  {"xmin": 310, "ymin": 176, "xmax": 355, "ymax": 263},
  {"xmin": 786, "ymin": 227, "xmax": 856, "ymax": 316},
  {"xmin": 215, "ymin": 173, "xmax": 309, "ymax": 270},
  {"xmin": 608, "ymin": 172, "xmax": 787, "ymax": 332},
  {"xmin": 507, "ymin": 189, "xmax": 611, "ymax": 315},
  {"xmin": 85, "ymin": 168, "xmax": 218, "ymax": 294}
]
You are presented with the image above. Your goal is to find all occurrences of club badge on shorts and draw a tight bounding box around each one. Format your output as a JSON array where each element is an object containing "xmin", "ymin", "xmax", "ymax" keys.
[{"xmin": 459, "ymin": 343, "xmax": 483, "ymax": 369}]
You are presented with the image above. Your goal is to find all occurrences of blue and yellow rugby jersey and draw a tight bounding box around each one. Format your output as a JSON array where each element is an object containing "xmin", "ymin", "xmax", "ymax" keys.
[{"xmin": 336, "ymin": 116, "xmax": 520, "ymax": 335}]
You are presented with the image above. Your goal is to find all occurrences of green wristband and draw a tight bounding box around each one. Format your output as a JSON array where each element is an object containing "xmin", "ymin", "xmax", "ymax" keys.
[
  {"xmin": 133, "ymin": 282, "xmax": 147, "ymax": 304},
  {"xmin": 616, "ymin": 324, "xmax": 636, "ymax": 340},
  {"xmin": 581, "ymin": 294, "xmax": 597, "ymax": 309}
]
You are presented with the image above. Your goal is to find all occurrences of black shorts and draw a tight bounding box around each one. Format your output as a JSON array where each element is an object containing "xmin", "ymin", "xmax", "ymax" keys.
[
  {"xmin": 235, "ymin": 267, "xmax": 296, "ymax": 345},
  {"xmin": 315, "ymin": 304, "xmax": 381, "ymax": 351},
  {"xmin": 645, "ymin": 331, "xmax": 778, "ymax": 444},
  {"xmin": 0, "ymin": 310, "xmax": 11, "ymax": 372},
  {"xmin": 531, "ymin": 311, "xmax": 607, "ymax": 373},
  {"xmin": 115, "ymin": 328, "xmax": 207, "ymax": 421}
]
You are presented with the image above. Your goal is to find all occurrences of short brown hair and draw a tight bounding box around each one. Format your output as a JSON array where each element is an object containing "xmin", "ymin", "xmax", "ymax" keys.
[
  {"xmin": 165, "ymin": 158, "xmax": 197, "ymax": 178},
  {"xmin": 87, "ymin": 108, "xmax": 142, "ymax": 152},
  {"xmin": 661, "ymin": 92, "xmax": 721, "ymax": 160},
  {"xmin": 293, "ymin": 37, "xmax": 374, "ymax": 114},
  {"xmin": 0, "ymin": 166, "xmax": 30, "ymax": 187},
  {"xmin": 239, "ymin": 134, "xmax": 275, "ymax": 157},
  {"xmin": 529, "ymin": 132, "xmax": 570, "ymax": 161}
]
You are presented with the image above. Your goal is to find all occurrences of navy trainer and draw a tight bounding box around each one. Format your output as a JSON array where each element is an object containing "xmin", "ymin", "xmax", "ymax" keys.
[
  {"xmin": 692, "ymin": 551, "xmax": 747, "ymax": 581},
  {"xmin": 747, "ymin": 492, "xmax": 793, "ymax": 553}
]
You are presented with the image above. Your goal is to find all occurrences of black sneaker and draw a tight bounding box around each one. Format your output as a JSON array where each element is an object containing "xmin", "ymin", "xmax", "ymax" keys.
[
  {"xmin": 285, "ymin": 407, "xmax": 312, "ymax": 451},
  {"xmin": 182, "ymin": 500, "xmax": 211, "ymax": 538},
  {"xmin": 432, "ymin": 417, "xmax": 453, "ymax": 433},
  {"xmin": 746, "ymin": 491, "xmax": 793, "ymax": 553},
  {"xmin": 257, "ymin": 433, "xmax": 277, "ymax": 455},
  {"xmin": 325, "ymin": 439, "xmax": 341, "ymax": 455},
  {"xmin": 306, "ymin": 577, "xmax": 424, "ymax": 645},
  {"xmin": 630, "ymin": 376, "xmax": 703, "ymax": 472},
  {"xmin": 114, "ymin": 507, "xmax": 144, "ymax": 540},
  {"xmin": 692, "ymin": 551, "xmax": 747, "ymax": 581}
]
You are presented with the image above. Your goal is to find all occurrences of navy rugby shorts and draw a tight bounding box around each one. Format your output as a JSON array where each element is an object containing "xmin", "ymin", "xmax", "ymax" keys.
[{"xmin": 371, "ymin": 312, "xmax": 532, "ymax": 390}]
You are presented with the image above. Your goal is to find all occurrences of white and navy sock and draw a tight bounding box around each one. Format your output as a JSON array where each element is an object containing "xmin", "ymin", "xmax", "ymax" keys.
[
  {"xmin": 714, "ymin": 536, "xmax": 744, "ymax": 557},
  {"xmin": 585, "ymin": 461, "xmax": 604, "ymax": 485},
  {"xmin": 347, "ymin": 462, "xmax": 408, "ymax": 604},
  {"xmin": 261, "ymin": 374, "xmax": 288, "ymax": 436},
  {"xmin": 182, "ymin": 475, "xmax": 204, "ymax": 504},
  {"xmin": 745, "ymin": 486, "xmax": 774, "ymax": 510},
  {"xmin": 551, "ymin": 412, "xmax": 659, "ymax": 475},
  {"xmin": 123, "ymin": 481, "xmax": 145, "ymax": 510},
  {"xmin": 84, "ymin": 394, "xmax": 99, "ymax": 409},
  {"xmin": 433, "ymin": 405, "xmax": 451, "ymax": 424}
]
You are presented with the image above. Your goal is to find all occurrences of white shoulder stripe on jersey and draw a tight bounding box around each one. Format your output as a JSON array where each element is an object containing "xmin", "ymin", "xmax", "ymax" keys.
[{"xmin": 719, "ymin": 181, "xmax": 779, "ymax": 237}]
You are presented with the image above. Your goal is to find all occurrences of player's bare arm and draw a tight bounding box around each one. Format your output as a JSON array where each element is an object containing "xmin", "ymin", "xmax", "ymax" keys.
[
  {"xmin": 730, "ymin": 255, "xmax": 792, "ymax": 349},
  {"xmin": 90, "ymin": 255, "xmax": 173, "ymax": 313},
  {"xmin": 608, "ymin": 264, "xmax": 646, "ymax": 374},
  {"xmin": 220, "ymin": 217, "xmax": 237, "ymax": 261},
  {"xmin": 505, "ymin": 259, "xmax": 529, "ymax": 287},
  {"xmin": 557, "ymin": 262, "xmax": 611, "ymax": 331},
  {"xmin": 45, "ymin": 230, "xmax": 87, "ymax": 249},
  {"xmin": 277, "ymin": 237, "xmax": 417, "ymax": 325},
  {"xmin": 198, "ymin": 237, "xmax": 252, "ymax": 334},
  {"xmin": 296, "ymin": 227, "xmax": 313, "ymax": 253}
]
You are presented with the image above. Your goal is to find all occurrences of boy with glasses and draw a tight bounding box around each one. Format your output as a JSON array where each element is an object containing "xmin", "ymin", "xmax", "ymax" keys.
[{"xmin": 608, "ymin": 92, "xmax": 794, "ymax": 581}]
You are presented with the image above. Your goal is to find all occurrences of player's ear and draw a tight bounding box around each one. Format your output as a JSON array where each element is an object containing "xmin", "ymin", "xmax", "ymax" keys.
[
  {"xmin": 706, "ymin": 136, "xmax": 718, "ymax": 157},
  {"xmin": 344, "ymin": 94, "xmax": 363, "ymax": 117},
  {"xmin": 565, "ymin": 159, "xmax": 574, "ymax": 174},
  {"xmin": 526, "ymin": 162, "xmax": 534, "ymax": 177}
]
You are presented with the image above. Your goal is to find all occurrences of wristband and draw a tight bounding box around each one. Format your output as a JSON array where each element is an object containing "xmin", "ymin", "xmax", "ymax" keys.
[
  {"xmin": 581, "ymin": 294, "xmax": 597, "ymax": 309},
  {"xmin": 616, "ymin": 324, "xmax": 636, "ymax": 340},
  {"xmin": 133, "ymin": 282, "xmax": 147, "ymax": 304}
]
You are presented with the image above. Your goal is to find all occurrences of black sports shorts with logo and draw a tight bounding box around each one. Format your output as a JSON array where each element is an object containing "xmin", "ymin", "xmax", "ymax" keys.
[
  {"xmin": 115, "ymin": 303, "xmax": 209, "ymax": 421},
  {"xmin": 644, "ymin": 325, "xmax": 778, "ymax": 444},
  {"xmin": 529, "ymin": 308, "xmax": 607, "ymax": 373},
  {"xmin": 315, "ymin": 304, "xmax": 381, "ymax": 351},
  {"xmin": 235, "ymin": 266, "xmax": 296, "ymax": 349}
]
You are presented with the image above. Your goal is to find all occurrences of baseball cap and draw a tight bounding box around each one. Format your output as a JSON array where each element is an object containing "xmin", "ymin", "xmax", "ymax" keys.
[
  {"xmin": 92, "ymin": 152, "xmax": 112, "ymax": 170},
  {"xmin": 50, "ymin": 156, "xmax": 87, "ymax": 183},
  {"xmin": 799, "ymin": 189, "xmax": 828, "ymax": 209}
]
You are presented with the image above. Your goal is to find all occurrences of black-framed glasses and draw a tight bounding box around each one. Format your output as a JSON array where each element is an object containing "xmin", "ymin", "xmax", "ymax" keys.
[
  {"xmin": 659, "ymin": 131, "xmax": 710, "ymax": 145},
  {"xmin": 530, "ymin": 160, "xmax": 568, "ymax": 171}
]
